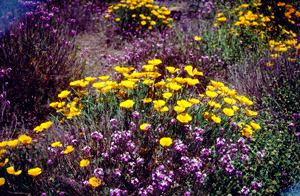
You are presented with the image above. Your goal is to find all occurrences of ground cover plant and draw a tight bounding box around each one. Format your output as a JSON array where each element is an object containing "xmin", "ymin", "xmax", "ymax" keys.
[{"xmin": 0, "ymin": 0, "xmax": 300, "ymax": 195}]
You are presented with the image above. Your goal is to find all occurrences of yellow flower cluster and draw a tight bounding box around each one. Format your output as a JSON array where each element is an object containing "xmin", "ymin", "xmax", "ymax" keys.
[
  {"xmin": 106, "ymin": 0, "xmax": 173, "ymax": 31},
  {"xmin": 216, "ymin": 0, "xmax": 300, "ymax": 65},
  {"xmin": 200, "ymin": 80, "xmax": 260, "ymax": 137}
]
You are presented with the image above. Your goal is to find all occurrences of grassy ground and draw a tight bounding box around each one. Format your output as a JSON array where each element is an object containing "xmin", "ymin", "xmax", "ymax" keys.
[{"xmin": 0, "ymin": 0, "xmax": 300, "ymax": 195}]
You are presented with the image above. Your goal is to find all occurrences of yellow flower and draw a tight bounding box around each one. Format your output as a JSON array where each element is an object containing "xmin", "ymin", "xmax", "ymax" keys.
[
  {"xmin": 239, "ymin": 4, "xmax": 249, "ymax": 8},
  {"xmin": 207, "ymin": 86, "xmax": 216, "ymax": 91},
  {"xmin": 49, "ymin": 102, "xmax": 59, "ymax": 108},
  {"xmin": 223, "ymin": 108, "xmax": 235, "ymax": 116},
  {"xmin": 211, "ymin": 80, "xmax": 224, "ymax": 88},
  {"xmin": 174, "ymin": 106, "xmax": 185, "ymax": 113},
  {"xmin": 98, "ymin": 76, "xmax": 110, "ymax": 81},
  {"xmin": 232, "ymin": 105, "xmax": 239, "ymax": 112},
  {"xmin": 188, "ymin": 99, "xmax": 200, "ymax": 104},
  {"xmin": 141, "ymin": 21, "xmax": 146, "ymax": 25},
  {"xmin": 184, "ymin": 65, "xmax": 203, "ymax": 76},
  {"xmin": 93, "ymin": 82, "xmax": 106, "ymax": 89},
  {"xmin": 7, "ymin": 140, "xmax": 18, "ymax": 148},
  {"xmin": 224, "ymin": 97, "xmax": 236, "ymax": 105},
  {"xmin": 166, "ymin": 66, "xmax": 180, "ymax": 74},
  {"xmin": 143, "ymin": 79, "xmax": 154, "ymax": 85},
  {"xmin": 148, "ymin": 59, "xmax": 162, "ymax": 66},
  {"xmin": 114, "ymin": 66, "xmax": 134, "ymax": 74},
  {"xmin": 203, "ymin": 112, "xmax": 210, "ymax": 119},
  {"xmin": 70, "ymin": 80, "xmax": 81, "ymax": 86},
  {"xmin": 240, "ymin": 124, "xmax": 253, "ymax": 137},
  {"xmin": 244, "ymin": 109, "xmax": 257, "ymax": 117},
  {"xmin": 18, "ymin": 135, "xmax": 32, "ymax": 145},
  {"xmin": 206, "ymin": 90, "xmax": 218, "ymax": 98},
  {"xmin": 51, "ymin": 141, "xmax": 62, "ymax": 147},
  {"xmin": 89, "ymin": 177, "xmax": 101, "ymax": 187},
  {"xmin": 185, "ymin": 78, "xmax": 199, "ymax": 85},
  {"xmin": 0, "ymin": 177, "xmax": 4, "ymax": 186},
  {"xmin": 64, "ymin": 108, "xmax": 81, "ymax": 119},
  {"xmin": 250, "ymin": 122, "xmax": 261, "ymax": 129},
  {"xmin": 58, "ymin": 90, "xmax": 71, "ymax": 98},
  {"xmin": 175, "ymin": 77, "xmax": 186, "ymax": 84},
  {"xmin": 159, "ymin": 137, "xmax": 172, "ymax": 147},
  {"xmin": 121, "ymin": 80, "xmax": 136, "ymax": 89},
  {"xmin": 28, "ymin": 167, "xmax": 42, "ymax": 177},
  {"xmin": 177, "ymin": 100, "xmax": 192, "ymax": 108},
  {"xmin": 132, "ymin": 14, "xmax": 136, "ymax": 18},
  {"xmin": 166, "ymin": 83, "xmax": 182, "ymax": 91},
  {"xmin": 177, "ymin": 113, "xmax": 192, "ymax": 123},
  {"xmin": 80, "ymin": 159, "xmax": 90, "ymax": 167},
  {"xmin": 0, "ymin": 158, "xmax": 9, "ymax": 167},
  {"xmin": 208, "ymin": 101, "xmax": 221, "ymax": 108},
  {"xmin": 194, "ymin": 36, "xmax": 201, "ymax": 41},
  {"xmin": 85, "ymin": 77, "xmax": 96, "ymax": 82},
  {"xmin": 40, "ymin": 121, "xmax": 52, "ymax": 129},
  {"xmin": 143, "ymin": 98, "xmax": 152, "ymax": 103},
  {"xmin": 115, "ymin": 18, "xmax": 120, "ymax": 22},
  {"xmin": 158, "ymin": 106, "xmax": 169, "ymax": 113},
  {"xmin": 34, "ymin": 125, "xmax": 43, "ymax": 133},
  {"xmin": 163, "ymin": 92, "xmax": 172, "ymax": 99},
  {"xmin": 105, "ymin": 14, "xmax": 110, "ymax": 18},
  {"xmin": 79, "ymin": 80, "xmax": 89, "ymax": 87},
  {"xmin": 217, "ymin": 17, "xmax": 226, "ymax": 21},
  {"xmin": 150, "ymin": 21, "xmax": 156, "ymax": 25},
  {"xmin": 0, "ymin": 149, "xmax": 6, "ymax": 158},
  {"xmin": 140, "ymin": 123, "xmax": 151, "ymax": 130},
  {"xmin": 7, "ymin": 166, "xmax": 22, "ymax": 176},
  {"xmin": 64, "ymin": 146, "xmax": 74, "ymax": 154},
  {"xmin": 211, "ymin": 115, "xmax": 221, "ymax": 123},
  {"xmin": 0, "ymin": 141, "xmax": 7, "ymax": 148},
  {"xmin": 143, "ymin": 64, "xmax": 158, "ymax": 71},
  {"xmin": 120, "ymin": 100, "xmax": 135, "ymax": 109}
]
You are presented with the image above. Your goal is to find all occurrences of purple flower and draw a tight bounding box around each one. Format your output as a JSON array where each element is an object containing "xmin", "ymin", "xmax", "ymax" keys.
[
  {"xmin": 59, "ymin": 192, "xmax": 65, "ymax": 196},
  {"xmin": 91, "ymin": 131, "xmax": 103, "ymax": 141},
  {"xmin": 126, "ymin": 140, "xmax": 136, "ymax": 151},
  {"xmin": 235, "ymin": 171, "xmax": 243, "ymax": 178},
  {"xmin": 136, "ymin": 157, "xmax": 144, "ymax": 164},
  {"xmin": 47, "ymin": 159, "xmax": 53, "ymax": 165},
  {"xmin": 296, "ymin": 132, "xmax": 300, "ymax": 137},
  {"xmin": 216, "ymin": 137, "xmax": 225, "ymax": 148},
  {"xmin": 41, "ymin": 193, "xmax": 47, "ymax": 196},
  {"xmin": 132, "ymin": 111, "xmax": 140, "ymax": 118},
  {"xmin": 194, "ymin": 127, "xmax": 204, "ymax": 134},
  {"xmin": 240, "ymin": 186, "xmax": 250, "ymax": 195},
  {"xmin": 170, "ymin": 118, "xmax": 176, "ymax": 124},
  {"xmin": 251, "ymin": 181, "xmax": 262, "ymax": 190},
  {"xmin": 94, "ymin": 168, "xmax": 104, "ymax": 177},
  {"xmin": 113, "ymin": 169, "xmax": 122, "ymax": 177},
  {"xmin": 131, "ymin": 177, "xmax": 139, "ymax": 187},
  {"xmin": 200, "ymin": 148, "xmax": 211, "ymax": 157},
  {"xmin": 184, "ymin": 191, "xmax": 191, "ymax": 196},
  {"xmin": 241, "ymin": 154, "xmax": 249, "ymax": 163},
  {"xmin": 174, "ymin": 140, "xmax": 187, "ymax": 154},
  {"xmin": 110, "ymin": 119, "xmax": 118, "ymax": 126},
  {"xmin": 83, "ymin": 181, "xmax": 90, "ymax": 186},
  {"xmin": 71, "ymin": 30, "xmax": 76, "ymax": 35},
  {"xmin": 120, "ymin": 152, "xmax": 131, "ymax": 163},
  {"xmin": 225, "ymin": 164, "xmax": 234, "ymax": 173}
]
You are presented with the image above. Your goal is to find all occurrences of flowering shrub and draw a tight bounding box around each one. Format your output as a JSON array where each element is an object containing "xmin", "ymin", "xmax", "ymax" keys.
[
  {"xmin": 0, "ymin": 59, "xmax": 268, "ymax": 195},
  {"xmin": 105, "ymin": 0, "xmax": 173, "ymax": 35},
  {"xmin": 0, "ymin": 0, "xmax": 300, "ymax": 195}
]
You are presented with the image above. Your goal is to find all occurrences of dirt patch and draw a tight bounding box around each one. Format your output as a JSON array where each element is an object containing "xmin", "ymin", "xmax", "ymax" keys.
[{"xmin": 74, "ymin": 32, "xmax": 129, "ymax": 78}]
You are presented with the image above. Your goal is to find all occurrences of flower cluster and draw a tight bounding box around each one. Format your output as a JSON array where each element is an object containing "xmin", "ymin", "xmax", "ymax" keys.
[{"xmin": 105, "ymin": 0, "xmax": 173, "ymax": 35}]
